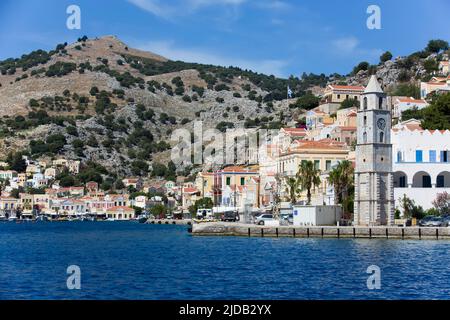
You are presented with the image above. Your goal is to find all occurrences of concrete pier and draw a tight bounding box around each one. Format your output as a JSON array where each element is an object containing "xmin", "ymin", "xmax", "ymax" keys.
[{"xmin": 191, "ymin": 222, "xmax": 450, "ymax": 240}]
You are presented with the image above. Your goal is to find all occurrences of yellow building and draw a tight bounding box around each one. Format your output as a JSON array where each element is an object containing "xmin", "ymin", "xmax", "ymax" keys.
[
  {"xmin": 336, "ymin": 107, "xmax": 357, "ymax": 127},
  {"xmin": 322, "ymin": 84, "xmax": 365, "ymax": 104},
  {"xmin": 278, "ymin": 139, "xmax": 350, "ymax": 205},
  {"xmin": 195, "ymin": 172, "xmax": 215, "ymax": 199}
]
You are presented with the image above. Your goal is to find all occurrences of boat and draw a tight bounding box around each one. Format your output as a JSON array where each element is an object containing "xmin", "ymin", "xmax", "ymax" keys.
[
  {"xmin": 137, "ymin": 214, "xmax": 150, "ymax": 224},
  {"xmin": 36, "ymin": 215, "xmax": 50, "ymax": 222}
]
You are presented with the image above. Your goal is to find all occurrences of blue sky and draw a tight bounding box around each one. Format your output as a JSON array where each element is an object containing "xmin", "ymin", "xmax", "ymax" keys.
[{"xmin": 0, "ymin": 0, "xmax": 449, "ymax": 78}]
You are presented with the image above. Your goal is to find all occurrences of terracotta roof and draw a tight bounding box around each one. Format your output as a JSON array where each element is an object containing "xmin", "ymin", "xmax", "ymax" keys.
[
  {"xmin": 329, "ymin": 85, "xmax": 365, "ymax": 91},
  {"xmin": 397, "ymin": 97, "xmax": 427, "ymax": 104},
  {"xmin": 288, "ymin": 139, "xmax": 348, "ymax": 152},
  {"xmin": 106, "ymin": 206, "xmax": 134, "ymax": 212},
  {"xmin": 338, "ymin": 126, "xmax": 357, "ymax": 132},
  {"xmin": 183, "ymin": 187, "xmax": 199, "ymax": 194},
  {"xmin": 222, "ymin": 166, "xmax": 258, "ymax": 174},
  {"xmin": 282, "ymin": 128, "xmax": 308, "ymax": 136}
]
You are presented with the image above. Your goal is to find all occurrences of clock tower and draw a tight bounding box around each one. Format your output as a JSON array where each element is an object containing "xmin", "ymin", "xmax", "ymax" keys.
[{"xmin": 354, "ymin": 75, "xmax": 394, "ymax": 226}]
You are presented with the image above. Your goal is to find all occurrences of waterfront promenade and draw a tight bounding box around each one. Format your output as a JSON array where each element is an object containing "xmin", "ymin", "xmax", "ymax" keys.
[{"xmin": 191, "ymin": 222, "xmax": 450, "ymax": 240}]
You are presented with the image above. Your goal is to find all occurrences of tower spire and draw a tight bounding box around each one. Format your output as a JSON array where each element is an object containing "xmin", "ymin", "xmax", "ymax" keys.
[{"xmin": 364, "ymin": 75, "xmax": 383, "ymax": 94}]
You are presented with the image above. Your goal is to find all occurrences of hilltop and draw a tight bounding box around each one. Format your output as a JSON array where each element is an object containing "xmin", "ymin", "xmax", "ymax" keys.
[{"xmin": 0, "ymin": 35, "xmax": 448, "ymax": 183}]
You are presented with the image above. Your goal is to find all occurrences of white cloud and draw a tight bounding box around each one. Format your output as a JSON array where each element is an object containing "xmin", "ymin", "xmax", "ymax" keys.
[
  {"xmin": 127, "ymin": 0, "xmax": 173, "ymax": 19},
  {"xmin": 256, "ymin": 0, "xmax": 291, "ymax": 10},
  {"xmin": 127, "ymin": 0, "xmax": 247, "ymax": 19},
  {"xmin": 332, "ymin": 36, "xmax": 359, "ymax": 53},
  {"xmin": 332, "ymin": 36, "xmax": 382, "ymax": 59},
  {"xmin": 137, "ymin": 40, "xmax": 288, "ymax": 76}
]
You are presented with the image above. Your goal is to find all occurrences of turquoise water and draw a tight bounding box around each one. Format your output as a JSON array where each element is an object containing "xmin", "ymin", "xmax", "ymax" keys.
[{"xmin": 0, "ymin": 222, "xmax": 449, "ymax": 300}]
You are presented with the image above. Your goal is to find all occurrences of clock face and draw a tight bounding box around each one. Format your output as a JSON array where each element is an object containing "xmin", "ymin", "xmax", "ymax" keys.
[{"xmin": 377, "ymin": 118, "xmax": 386, "ymax": 130}]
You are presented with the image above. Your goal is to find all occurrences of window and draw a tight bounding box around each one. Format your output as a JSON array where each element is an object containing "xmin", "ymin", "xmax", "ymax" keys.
[
  {"xmin": 378, "ymin": 97, "xmax": 383, "ymax": 109},
  {"xmin": 397, "ymin": 151, "xmax": 403, "ymax": 163},
  {"xmin": 429, "ymin": 150, "xmax": 436, "ymax": 163},
  {"xmin": 379, "ymin": 132, "xmax": 384, "ymax": 143},
  {"xmin": 441, "ymin": 151, "xmax": 449, "ymax": 163},
  {"xmin": 363, "ymin": 116, "xmax": 367, "ymax": 126},
  {"xmin": 399, "ymin": 176, "xmax": 406, "ymax": 188},
  {"xmin": 437, "ymin": 175, "xmax": 444, "ymax": 188},
  {"xmin": 240, "ymin": 177, "xmax": 245, "ymax": 186},
  {"xmin": 422, "ymin": 175, "xmax": 432, "ymax": 188},
  {"xmin": 314, "ymin": 160, "xmax": 320, "ymax": 170},
  {"xmin": 326, "ymin": 160, "xmax": 332, "ymax": 171},
  {"xmin": 363, "ymin": 97, "xmax": 368, "ymax": 110},
  {"xmin": 363, "ymin": 132, "xmax": 367, "ymax": 143},
  {"xmin": 337, "ymin": 94, "xmax": 340, "ymax": 99},
  {"xmin": 226, "ymin": 177, "xmax": 231, "ymax": 186},
  {"xmin": 416, "ymin": 150, "xmax": 423, "ymax": 163}
]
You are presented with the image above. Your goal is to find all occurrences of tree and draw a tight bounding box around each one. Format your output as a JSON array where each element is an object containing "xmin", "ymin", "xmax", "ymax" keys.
[
  {"xmin": 297, "ymin": 160, "xmax": 321, "ymax": 205},
  {"xmin": 432, "ymin": 192, "xmax": 450, "ymax": 216},
  {"xmin": 284, "ymin": 177, "xmax": 301, "ymax": 204},
  {"xmin": 423, "ymin": 59, "xmax": 439, "ymax": 74},
  {"xmin": 398, "ymin": 194, "xmax": 426, "ymax": 219},
  {"xmin": 380, "ymin": 51, "xmax": 393, "ymax": 63},
  {"xmin": 7, "ymin": 152, "xmax": 26, "ymax": 172},
  {"xmin": 391, "ymin": 83, "xmax": 420, "ymax": 99},
  {"xmin": 328, "ymin": 160, "xmax": 354, "ymax": 218},
  {"xmin": 115, "ymin": 179, "xmax": 125, "ymax": 190},
  {"xmin": 420, "ymin": 93, "xmax": 450, "ymax": 130},
  {"xmin": 150, "ymin": 204, "xmax": 167, "ymax": 219},
  {"xmin": 352, "ymin": 61, "xmax": 369, "ymax": 75},
  {"xmin": 60, "ymin": 175, "xmax": 76, "ymax": 187},
  {"xmin": 426, "ymin": 39, "xmax": 449, "ymax": 53},
  {"xmin": 340, "ymin": 98, "xmax": 359, "ymax": 110},
  {"xmin": 291, "ymin": 92, "xmax": 319, "ymax": 110},
  {"xmin": 90, "ymin": 86, "xmax": 99, "ymax": 96}
]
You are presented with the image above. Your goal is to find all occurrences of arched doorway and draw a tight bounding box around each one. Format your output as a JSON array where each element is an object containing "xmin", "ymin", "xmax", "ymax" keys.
[
  {"xmin": 436, "ymin": 171, "xmax": 450, "ymax": 188},
  {"xmin": 394, "ymin": 171, "xmax": 408, "ymax": 188},
  {"xmin": 412, "ymin": 171, "xmax": 432, "ymax": 188}
]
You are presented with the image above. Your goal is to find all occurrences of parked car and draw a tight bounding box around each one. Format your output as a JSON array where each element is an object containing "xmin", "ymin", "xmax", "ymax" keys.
[
  {"xmin": 280, "ymin": 213, "xmax": 293, "ymax": 225},
  {"xmin": 420, "ymin": 216, "xmax": 445, "ymax": 227},
  {"xmin": 441, "ymin": 215, "xmax": 450, "ymax": 227},
  {"xmin": 418, "ymin": 216, "xmax": 435, "ymax": 226},
  {"xmin": 255, "ymin": 214, "xmax": 275, "ymax": 225},
  {"xmin": 221, "ymin": 211, "xmax": 239, "ymax": 222}
]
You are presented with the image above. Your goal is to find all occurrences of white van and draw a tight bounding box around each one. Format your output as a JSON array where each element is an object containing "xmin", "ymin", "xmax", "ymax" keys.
[{"xmin": 196, "ymin": 208, "xmax": 213, "ymax": 220}]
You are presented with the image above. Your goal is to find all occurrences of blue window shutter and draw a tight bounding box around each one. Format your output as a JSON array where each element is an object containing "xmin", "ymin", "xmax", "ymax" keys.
[
  {"xmin": 416, "ymin": 150, "xmax": 423, "ymax": 163},
  {"xmin": 429, "ymin": 150, "xmax": 436, "ymax": 163},
  {"xmin": 441, "ymin": 151, "xmax": 444, "ymax": 163}
]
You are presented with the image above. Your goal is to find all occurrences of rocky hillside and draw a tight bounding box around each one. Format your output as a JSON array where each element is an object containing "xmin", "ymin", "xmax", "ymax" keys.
[
  {"xmin": 0, "ymin": 36, "xmax": 447, "ymax": 182},
  {"xmin": 0, "ymin": 36, "xmax": 317, "ymax": 178}
]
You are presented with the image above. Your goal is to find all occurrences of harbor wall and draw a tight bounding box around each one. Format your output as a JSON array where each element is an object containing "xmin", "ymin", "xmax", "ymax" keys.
[{"xmin": 191, "ymin": 222, "xmax": 450, "ymax": 240}]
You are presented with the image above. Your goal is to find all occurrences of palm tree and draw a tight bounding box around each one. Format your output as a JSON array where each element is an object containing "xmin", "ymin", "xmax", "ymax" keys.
[
  {"xmin": 297, "ymin": 161, "xmax": 321, "ymax": 205},
  {"xmin": 328, "ymin": 160, "xmax": 354, "ymax": 218},
  {"xmin": 284, "ymin": 177, "xmax": 301, "ymax": 204}
]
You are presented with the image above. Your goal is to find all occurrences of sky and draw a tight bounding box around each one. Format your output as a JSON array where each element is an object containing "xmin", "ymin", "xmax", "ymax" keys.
[{"xmin": 0, "ymin": 0, "xmax": 449, "ymax": 78}]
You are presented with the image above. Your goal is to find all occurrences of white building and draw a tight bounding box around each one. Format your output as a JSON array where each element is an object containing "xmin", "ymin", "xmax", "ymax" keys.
[
  {"xmin": 392, "ymin": 127, "xmax": 450, "ymax": 211},
  {"xmin": 393, "ymin": 97, "xmax": 429, "ymax": 119},
  {"xmin": 292, "ymin": 205, "xmax": 342, "ymax": 226}
]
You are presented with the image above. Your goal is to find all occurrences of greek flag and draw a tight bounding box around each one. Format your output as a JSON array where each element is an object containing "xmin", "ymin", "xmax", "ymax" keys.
[{"xmin": 287, "ymin": 86, "xmax": 293, "ymax": 99}]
